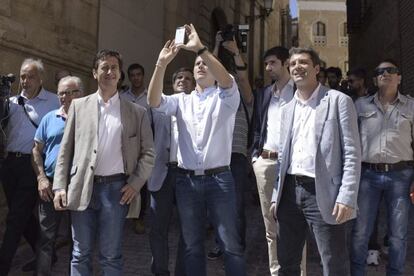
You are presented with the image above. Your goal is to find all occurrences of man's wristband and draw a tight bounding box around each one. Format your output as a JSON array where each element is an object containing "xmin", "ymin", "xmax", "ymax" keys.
[{"xmin": 197, "ymin": 46, "xmax": 208, "ymax": 56}]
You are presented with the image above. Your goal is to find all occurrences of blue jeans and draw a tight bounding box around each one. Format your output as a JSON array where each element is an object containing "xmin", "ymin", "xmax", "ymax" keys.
[
  {"xmin": 351, "ymin": 168, "xmax": 413, "ymax": 276},
  {"xmin": 149, "ymin": 166, "xmax": 186, "ymax": 276},
  {"xmin": 70, "ymin": 179, "xmax": 128, "ymax": 276},
  {"xmin": 175, "ymin": 170, "xmax": 245, "ymax": 276}
]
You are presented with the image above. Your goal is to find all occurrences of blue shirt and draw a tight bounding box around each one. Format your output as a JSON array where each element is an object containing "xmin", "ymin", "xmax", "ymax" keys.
[
  {"xmin": 155, "ymin": 78, "xmax": 240, "ymax": 170},
  {"xmin": 34, "ymin": 108, "xmax": 66, "ymax": 178},
  {"xmin": 6, "ymin": 88, "xmax": 60, "ymax": 154}
]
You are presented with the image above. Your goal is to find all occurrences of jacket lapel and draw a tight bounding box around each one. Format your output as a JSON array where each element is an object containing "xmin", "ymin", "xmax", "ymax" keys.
[
  {"xmin": 315, "ymin": 85, "xmax": 329, "ymax": 145},
  {"xmin": 87, "ymin": 93, "xmax": 99, "ymax": 137}
]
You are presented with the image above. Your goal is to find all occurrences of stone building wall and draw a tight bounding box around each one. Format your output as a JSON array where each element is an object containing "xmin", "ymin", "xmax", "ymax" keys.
[
  {"xmin": 297, "ymin": 0, "xmax": 348, "ymax": 72},
  {"xmin": 347, "ymin": 0, "xmax": 414, "ymax": 95},
  {"xmin": 0, "ymin": 0, "xmax": 99, "ymax": 93}
]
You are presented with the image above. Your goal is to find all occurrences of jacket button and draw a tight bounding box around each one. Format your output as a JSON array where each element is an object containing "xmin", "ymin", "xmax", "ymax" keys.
[
  {"xmin": 90, "ymin": 166, "xmax": 94, "ymax": 170},
  {"xmin": 93, "ymin": 149, "xmax": 97, "ymax": 154}
]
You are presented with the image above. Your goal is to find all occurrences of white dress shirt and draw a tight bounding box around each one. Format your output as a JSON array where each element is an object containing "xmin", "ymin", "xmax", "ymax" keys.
[
  {"xmin": 288, "ymin": 84, "xmax": 320, "ymax": 178},
  {"xmin": 263, "ymin": 79, "xmax": 294, "ymax": 153},
  {"xmin": 170, "ymin": 115, "xmax": 179, "ymax": 162},
  {"xmin": 155, "ymin": 79, "xmax": 240, "ymax": 170},
  {"xmin": 95, "ymin": 92, "xmax": 124, "ymax": 176}
]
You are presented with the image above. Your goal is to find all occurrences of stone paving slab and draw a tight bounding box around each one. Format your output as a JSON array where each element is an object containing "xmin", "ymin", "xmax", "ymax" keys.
[{"xmin": 7, "ymin": 196, "xmax": 414, "ymax": 276}]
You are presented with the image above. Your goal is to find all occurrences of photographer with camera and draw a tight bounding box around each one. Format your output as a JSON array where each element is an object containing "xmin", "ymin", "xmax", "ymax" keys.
[
  {"xmin": 0, "ymin": 58, "xmax": 59, "ymax": 275},
  {"xmin": 207, "ymin": 28, "xmax": 253, "ymax": 260}
]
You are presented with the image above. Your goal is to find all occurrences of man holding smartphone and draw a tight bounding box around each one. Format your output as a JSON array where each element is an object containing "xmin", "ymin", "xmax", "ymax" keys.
[{"xmin": 148, "ymin": 24, "xmax": 245, "ymax": 276}]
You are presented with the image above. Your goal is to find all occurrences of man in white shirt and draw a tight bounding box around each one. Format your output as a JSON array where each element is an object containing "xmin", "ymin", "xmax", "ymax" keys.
[
  {"xmin": 148, "ymin": 24, "xmax": 245, "ymax": 276},
  {"xmin": 53, "ymin": 50, "xmax": 155, "ymax": 275},
  {"xmin": 270, "ymin": 47, "xmax": 361, "ymax": 276}
]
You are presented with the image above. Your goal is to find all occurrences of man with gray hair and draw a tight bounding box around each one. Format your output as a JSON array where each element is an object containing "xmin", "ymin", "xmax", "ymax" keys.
[
  {"xmin": 32, "ymin": 76, "xmax": 83, "ymax": 275},
  {"xmin": 0, "ymin": 58, "xmax": 59, "ymax": 275}
]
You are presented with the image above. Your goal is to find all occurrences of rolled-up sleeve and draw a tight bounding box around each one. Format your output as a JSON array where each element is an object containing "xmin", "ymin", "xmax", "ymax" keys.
[{"xmin": 218, "ymin": 77, "xmax": 240, "ymax": 112}]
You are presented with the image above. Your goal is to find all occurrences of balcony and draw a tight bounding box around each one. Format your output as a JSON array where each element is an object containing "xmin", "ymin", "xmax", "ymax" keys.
[
  {"xmin": 313, "ymin": 35, "xmax": 326, "ymax": 46},
  {"xmin": 339, "ymin": 36, "xmax": 348, "ymax": 47}
]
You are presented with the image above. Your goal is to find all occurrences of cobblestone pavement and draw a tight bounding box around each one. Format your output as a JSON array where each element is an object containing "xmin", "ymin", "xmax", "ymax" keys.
[{"xmin": 8, "ymin": 194, "xmax": 414, "ymax": 276}]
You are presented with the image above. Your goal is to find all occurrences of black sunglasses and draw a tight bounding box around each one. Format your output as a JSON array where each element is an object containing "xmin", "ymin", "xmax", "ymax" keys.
[{"xmin": 374, "ymin": 67, "xmax": 399, "ymax": 76}]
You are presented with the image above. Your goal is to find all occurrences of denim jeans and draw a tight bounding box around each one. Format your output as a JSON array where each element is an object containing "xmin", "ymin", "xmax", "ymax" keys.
[
  {"xmin": 351, "ymin": 168, "xmax": 413, "ymax": 276},
  {"xmin": 175, "ymin": 170, "xmax": 245, "ymax": 276},
  {"xmin": 70, "ymin": 179, "xmax": 128, "ymax": 276},
  {"xmin": 230, "ymin": 153, "xmax": 247, "ymax": 248},
  {"xmin": 277, "ymin": 175, "xmax": 349, "ymax": 276},
  {"xmin": 149, "ymin": 166, "xmax": 186, "ymax": 276}
]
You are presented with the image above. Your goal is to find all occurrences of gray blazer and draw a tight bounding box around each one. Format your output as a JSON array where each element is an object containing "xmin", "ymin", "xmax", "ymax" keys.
[
  {"xmin": 273, "ymin": 85, "xmax": 361, "ymax": 224},
  {"xmin": 53, "ymin": 92, "xmax": 155, "ymax": 217}
]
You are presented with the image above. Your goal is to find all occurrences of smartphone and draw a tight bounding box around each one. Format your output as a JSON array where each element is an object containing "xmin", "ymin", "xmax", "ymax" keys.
[{"xmin": 175, "ymin": 26, "xmax": 186, "ymax": 45}]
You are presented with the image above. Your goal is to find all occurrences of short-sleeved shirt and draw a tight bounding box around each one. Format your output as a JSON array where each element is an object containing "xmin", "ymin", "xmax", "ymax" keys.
[
  {"xmin": 155, "ymin": 79, "xmax": 240, "ymax": 170},
  {"xmin": 355, "ymin": 92, "xmax": 414, "ymax": 163},
  {"xmin": 7, "ymin": 88, "xmax": 60, "ymax": 154},
  {"xmin": 34, "ymin": 108, "xmax": 66, "ymax": 178}
]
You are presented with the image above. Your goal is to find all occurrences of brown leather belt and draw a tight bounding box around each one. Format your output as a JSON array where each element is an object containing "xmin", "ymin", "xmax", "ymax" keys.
[
  {"xmin": 362, "ymin": 161, "xmax": 414, "ymax": 172},
  {"xmin": 94, "ymin": 173, "xmax": 126, "ymax": 184},
  {"xmin": 177, "ymin": 166, "xmax": 230, "ymax": 176},
  {"xmin": 260, "ymin": 149, "xmax": 278, "ymax": 160}
]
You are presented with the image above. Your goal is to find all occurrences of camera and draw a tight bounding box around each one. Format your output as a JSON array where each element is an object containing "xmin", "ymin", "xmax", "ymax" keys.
[
  {"xmin": 221, "ymin": 24, "xmax": 237, "ymax": 41},
  {"xmin": 220, "ymin": 24, "xmax": 249, "ymax": 53},
  {"xmin": 0, "ymin": 74, "xmax": 15, "ymax": 98}
]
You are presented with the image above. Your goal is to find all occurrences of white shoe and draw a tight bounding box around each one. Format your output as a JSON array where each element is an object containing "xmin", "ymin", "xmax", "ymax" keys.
[{"xmin": 366, "ymin": 250, "xmax": 380, "ymax": 266}]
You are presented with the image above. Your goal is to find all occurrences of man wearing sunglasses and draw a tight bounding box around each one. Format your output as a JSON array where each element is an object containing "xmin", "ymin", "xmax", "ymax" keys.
[{"xmin": 351, "ymin": 59, "xmax": 414, "ymax": 276}]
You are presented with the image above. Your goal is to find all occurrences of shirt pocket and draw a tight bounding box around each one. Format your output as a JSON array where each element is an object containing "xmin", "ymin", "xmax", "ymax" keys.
[
  {"xmin": 395, "ymin": 112, "xmax": 413, "ymax": 133},
  {"xmin": 358, "ymin": 111, "xmax": 376, "ymax": 133}
]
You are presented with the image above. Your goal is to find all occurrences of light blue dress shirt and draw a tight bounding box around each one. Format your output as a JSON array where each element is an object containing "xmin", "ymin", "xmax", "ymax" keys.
[
  {"xmin": 155, "ymin": 79, "xmax": 240, "ymax": 171},
  {"xmin": 6, "ymin": 88, "xmax": 60, "ymax": 154}
]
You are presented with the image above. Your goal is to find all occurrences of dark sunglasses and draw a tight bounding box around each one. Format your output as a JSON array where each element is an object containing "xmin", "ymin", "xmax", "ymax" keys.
[{"xmin": 374, "ymin": 67, "xmax": 399, "ymax": 76}]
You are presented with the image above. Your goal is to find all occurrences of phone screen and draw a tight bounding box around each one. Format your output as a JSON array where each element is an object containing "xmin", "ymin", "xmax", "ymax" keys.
[{"xmin": 175, "ymin": 27, "xmax": 185, "ymax": 45}]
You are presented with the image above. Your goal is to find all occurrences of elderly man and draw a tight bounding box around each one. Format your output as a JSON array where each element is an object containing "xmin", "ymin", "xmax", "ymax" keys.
[
  {"xmin": 32, "ymin": 76, "xmax": 83, "ymax": 275},
  {"xmin": 53, "ymin": 49, "xmax": 155, "ymax": 275},
  {"xmin": 148, "ymin": 24, "xmax": 245, "ymax": 276},
  {"xmin": 351, "ymin": 59, "xmax": 414, "ymax": 276},
  {"xmin": 0, "ymin": 58, "xmax": 59, "ymax": 275},
  {"xmin": 271, "ymin": 47, "xmax": 361, "ymax": 276}
]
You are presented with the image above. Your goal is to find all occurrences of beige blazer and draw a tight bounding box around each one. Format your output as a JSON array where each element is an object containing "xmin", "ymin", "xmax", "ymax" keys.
[{"xmin": 53, "ymin": 92, "xmax": 155, "ymax": 218}]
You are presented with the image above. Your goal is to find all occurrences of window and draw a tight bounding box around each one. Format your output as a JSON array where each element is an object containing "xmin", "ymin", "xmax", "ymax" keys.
[
  {"xmin": 313, "ymin": 21, "xmax": 326, "ymax": 46},
  {"xmin": 339, "ymin": 22, "xmax": 348, "ymax": 47},
  {"xmin": 313, "ymin": 21, "xmax": 326, "ymax": 36},
  {"xmin": 341, "ymin": 22, "xmax": 347, "ymax": 37}
]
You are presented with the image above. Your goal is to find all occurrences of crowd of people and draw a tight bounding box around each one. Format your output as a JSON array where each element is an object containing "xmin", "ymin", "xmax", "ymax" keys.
[{"xmin": 0, "ymin": 23, "xmax": 413, "ymax": 276}]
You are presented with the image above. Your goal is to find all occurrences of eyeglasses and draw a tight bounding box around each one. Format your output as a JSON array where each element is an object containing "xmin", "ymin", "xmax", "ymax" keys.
[
  {"xmin": 374, "ymin": 67, "xmax": 399, "ymax": 76},
  {"xmin": 57, "ymin": 89, "xmax": 80, "ymax": 97}
]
